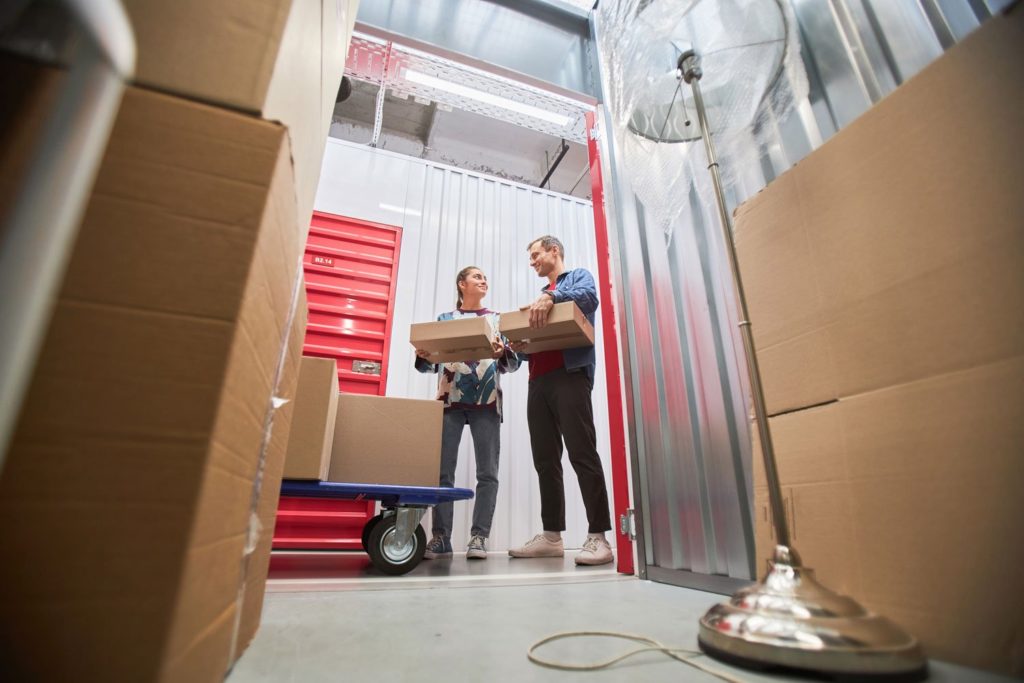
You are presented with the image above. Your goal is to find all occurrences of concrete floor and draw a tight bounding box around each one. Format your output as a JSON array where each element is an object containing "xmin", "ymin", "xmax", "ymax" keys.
[{"xmin": 229, "ymin": 551, "xmax": 1016, "ymax": 683}]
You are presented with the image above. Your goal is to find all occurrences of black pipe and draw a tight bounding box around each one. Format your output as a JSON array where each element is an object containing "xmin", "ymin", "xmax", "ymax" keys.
[{"xmin": 539, "ymin": 140, "xmax": 569, "ymax": 189}]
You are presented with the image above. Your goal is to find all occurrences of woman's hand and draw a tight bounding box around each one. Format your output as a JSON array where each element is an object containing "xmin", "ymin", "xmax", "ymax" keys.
[
  {"xmin": 491, "ymin": 341, "xmax": 506, "ymax": 359},
  {"xmin": 508, "ymin": 340, "xmax": 528, "ymax": 353},
  {"xmin": 415, "ymin": 348, "xmax": 432, "ymax": 359}
]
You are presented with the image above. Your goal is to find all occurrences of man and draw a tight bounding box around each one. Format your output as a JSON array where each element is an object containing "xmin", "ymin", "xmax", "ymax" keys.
[{"xmin": 508, "ymin": 235, "xmax": 613, "ymax": 566}]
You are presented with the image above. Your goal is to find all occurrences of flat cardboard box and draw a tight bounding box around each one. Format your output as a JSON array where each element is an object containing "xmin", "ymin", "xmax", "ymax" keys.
[
  {"xmin": 500, "ymin": 301, "xmax": 595, "ymax": 353},
  {"xmin": 753, "ymin": 355, "xmax": 1024, "ymax": 676},
  {"xmin": 283, "ymin": 356, "xmax": 340, "ymax": 480},
  {"xmin": 734, "ymin": 8, "xmax": 1024, "ymax": 416},
  {"xmin": 328, "ymin": 395, "xmax": 442, "ymax": 488},
  {"xmin": 410, "ymin": 315, "xmax": 502, "ymax": 363},
  {"xmin": 235, "ymin": 287, "xmax": 308, "ymax": 661},
  {"xmin": 121, "ymin": 0, "xmax": 359, "ymax": 230},
  {"xmin": 0, "ymin": 83, "xmax": 303, "ymax": 683}
]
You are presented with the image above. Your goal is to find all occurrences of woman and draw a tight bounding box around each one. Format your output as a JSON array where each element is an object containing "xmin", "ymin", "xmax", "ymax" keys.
[{"xmin": 414, "ymin": 266, "xmax": 520, "ymax": 560}]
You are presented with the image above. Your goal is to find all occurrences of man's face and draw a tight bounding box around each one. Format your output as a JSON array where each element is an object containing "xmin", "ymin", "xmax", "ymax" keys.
[{"xmin": 528, "ymin": 241, "xmax": 558, "ymax": 278}]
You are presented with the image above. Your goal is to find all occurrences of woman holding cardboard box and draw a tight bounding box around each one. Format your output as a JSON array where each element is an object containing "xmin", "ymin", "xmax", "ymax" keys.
[{"xmin": 414, "ymin": 266, "xmax": 520, "ymax": 560}]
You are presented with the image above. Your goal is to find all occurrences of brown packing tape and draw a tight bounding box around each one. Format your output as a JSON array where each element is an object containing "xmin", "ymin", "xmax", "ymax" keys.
[{"xmin": 226, "ymin": 254, "xmax": 306, "ymax": 665}]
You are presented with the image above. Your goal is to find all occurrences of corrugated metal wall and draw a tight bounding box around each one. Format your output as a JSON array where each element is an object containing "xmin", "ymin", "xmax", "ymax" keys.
[
  {"xmin": 314, "ymin": 138, "xmax": 613, "ymax": 553},
  {"xmin": 598, "ymin": 0, "xmax": 1004, "ymax": 585}
]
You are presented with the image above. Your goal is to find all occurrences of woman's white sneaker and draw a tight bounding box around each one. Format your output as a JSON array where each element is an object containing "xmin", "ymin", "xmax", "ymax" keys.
[{"xmin": 466, "ymin": 535, "xmax": 488, "ymax": 560}]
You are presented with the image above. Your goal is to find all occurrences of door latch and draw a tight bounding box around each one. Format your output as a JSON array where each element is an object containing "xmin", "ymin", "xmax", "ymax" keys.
[{"xmin": 352, "ymin": 360, "xmax": 381, "ymax": 375}]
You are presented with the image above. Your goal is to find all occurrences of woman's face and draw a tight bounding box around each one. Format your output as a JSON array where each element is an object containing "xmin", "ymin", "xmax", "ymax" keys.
[{"xmin": 460, "ymin": 269, "xmax": 488, "ymax": 300}]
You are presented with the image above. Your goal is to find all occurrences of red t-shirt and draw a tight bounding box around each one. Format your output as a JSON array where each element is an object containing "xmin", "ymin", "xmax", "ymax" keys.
[{"xmin": 528, "ymin": 284, "xmax": 564, "ymax": 380}]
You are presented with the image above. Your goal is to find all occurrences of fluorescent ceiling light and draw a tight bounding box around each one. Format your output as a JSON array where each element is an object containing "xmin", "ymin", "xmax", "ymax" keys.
[{"xmin": 404, "ymin": 69, "xmax": 573, "ymax": 127}]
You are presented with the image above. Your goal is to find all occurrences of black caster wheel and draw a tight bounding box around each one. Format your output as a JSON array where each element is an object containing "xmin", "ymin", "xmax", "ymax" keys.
[
  {"xmin": 366, "ymin": 516, "xmax": 426, "ymax": 576},
  {"xmin": 361, "ymin": 513, "xmax": 385, "ymax": 552}
]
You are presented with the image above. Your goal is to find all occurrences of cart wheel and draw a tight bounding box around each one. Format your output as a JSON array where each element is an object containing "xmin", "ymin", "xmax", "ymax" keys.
[
  {"xmin": 361, "ymin": 513, "xmax": 385, "ymax": 552},
  {"xmin": 366, "ymin": 517, "xmax": 427, "ymax": 576}
]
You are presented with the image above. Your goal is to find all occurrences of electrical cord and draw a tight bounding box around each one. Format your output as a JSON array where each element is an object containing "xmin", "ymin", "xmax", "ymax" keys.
[{"xmin": 527, "ymin": 631, "xmax": 751, "ymax": 682}]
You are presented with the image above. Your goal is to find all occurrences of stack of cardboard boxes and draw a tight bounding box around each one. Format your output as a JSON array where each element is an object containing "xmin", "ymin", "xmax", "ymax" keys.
[
  {"xmin": 0, "ymin": 2, "xmax": 358, "ymax": 681},
  {"xmin": 282, "ymin": 356, "xmax": 444, "ymax": 489},
  {"xmin": 409, "ymin": 301, "xmax": 595, "ymax": 360},
  {"xmin": 276, "ymin": 301, "xmax": 594, "ymax": 497},
  {"xmin": 736, "ymin": 10, "xmax": 1023, "ymax": 677}
]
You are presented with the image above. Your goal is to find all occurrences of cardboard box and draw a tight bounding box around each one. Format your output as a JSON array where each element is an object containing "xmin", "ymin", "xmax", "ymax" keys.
[
  {"xmin": 283, "ymin": 356, "xmax": 340, "ymax": 480},
  {"xmin": 121, "ymin": 0, "xmax": 360, "ymax": 231},
  {"xmin": 745, "ymin": 11, "xmax": 1024, "ymax": 677},
  {"xmin": 753, "ymin": 356, "xmax": 1024, "ymax": 676},
  {"xmin": 328, "ymin": 395, "xmax": 443, "ymax": 487},
  {"xmin": 410, "ymin": 315, "xmax": 502, "ymax": 363},
  {"xmin": 235, "ymin": 287, "xmax": 308, "ymax": 661},
  {"xmin": 734, "ymin": 8, "xmax": 1024, "ymax": 417},
  {"xmin": 0, "ymin": 84, "xmax": 303, "ymax": 683},
  {"xmin": 500, "ymin": 301, "xmax": 595, "ymax": 353}
]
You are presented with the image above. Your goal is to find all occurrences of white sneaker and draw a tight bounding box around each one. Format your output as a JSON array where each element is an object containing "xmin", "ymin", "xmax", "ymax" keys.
[
  {"xmin": 508, "ymin": 533, "xmax": 564, "ymax": 558},
  {"xmin": 575, "ymin": 537, "xmax": 613, "ymax": 566},
  {"xmin": 466, "ymin": 535, "xmax": 488, "ymax": 560}
]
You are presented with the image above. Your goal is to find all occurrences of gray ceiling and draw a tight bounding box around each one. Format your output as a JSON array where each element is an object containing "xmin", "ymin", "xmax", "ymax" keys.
[{"xmin": 331, "ymin": 80, "xmax": 592, "ymax": 199}]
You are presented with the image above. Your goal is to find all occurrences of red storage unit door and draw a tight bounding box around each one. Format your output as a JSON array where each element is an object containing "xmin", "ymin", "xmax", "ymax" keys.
[
  {"xmin": 273, "ymin": 212, "xmax": 403, "ymax": 550},
  {"xmin": 303, "ymin": 212, "xmax": 401, "ymax": 396}
]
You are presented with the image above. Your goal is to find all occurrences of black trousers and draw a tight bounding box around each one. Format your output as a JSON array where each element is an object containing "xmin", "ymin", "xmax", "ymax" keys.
[{"xmin": 527, "ymin": 368, "xmax": 612, "ymax": 533}]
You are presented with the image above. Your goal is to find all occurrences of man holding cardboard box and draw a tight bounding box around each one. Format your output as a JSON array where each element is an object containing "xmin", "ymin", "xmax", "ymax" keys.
[{"xmin": 508, "ymin": 236, "xmax": 613, "ymax": 566}]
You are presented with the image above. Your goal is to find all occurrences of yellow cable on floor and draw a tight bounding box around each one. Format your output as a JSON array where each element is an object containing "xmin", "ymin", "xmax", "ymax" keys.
[{"xmin": 528, "ymin": 631, "xmax": 750, "ymax": 682}]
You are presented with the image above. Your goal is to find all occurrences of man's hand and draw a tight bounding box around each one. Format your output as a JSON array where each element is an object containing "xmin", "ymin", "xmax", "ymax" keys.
[
  {"xmin": 491, "ymin": 340, "xmax": 506, "ymax": 359},
  {"xmin": 528, "ymin": 293, "xmax": 554, "ymax": 328},
  {"xmin": 415, "ymin": 348, "xmax": 432, "ymax": 359},
  {"xmin": 508, "ymin": 340, "xmax": 528, "ymax": 353}
]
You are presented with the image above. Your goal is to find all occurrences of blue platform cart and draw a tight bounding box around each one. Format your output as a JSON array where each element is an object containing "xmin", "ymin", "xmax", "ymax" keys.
[{"xmin": 280, "ymin": 481, "xmax": 474, "ymax": 575}]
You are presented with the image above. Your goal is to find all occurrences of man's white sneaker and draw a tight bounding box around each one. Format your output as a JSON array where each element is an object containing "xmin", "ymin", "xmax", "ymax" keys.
[
  {"xmin": 508, "ymin": 533, "xmax": 564, "ymax": 558},
  {"xmin": 575, "ymin": 537, "xmax": 613, "ymax": 566}
]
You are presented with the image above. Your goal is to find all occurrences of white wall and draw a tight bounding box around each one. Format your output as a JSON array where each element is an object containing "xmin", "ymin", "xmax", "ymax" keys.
[{"xmin": 314, "ymin": 138, "xmax": 613, "ymax": 552}]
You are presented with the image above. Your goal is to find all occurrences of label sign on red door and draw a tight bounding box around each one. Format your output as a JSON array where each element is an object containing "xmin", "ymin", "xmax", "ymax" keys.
[{"xmin": 312, "ymin": 255, "xmax": 334, "ymax": 267}]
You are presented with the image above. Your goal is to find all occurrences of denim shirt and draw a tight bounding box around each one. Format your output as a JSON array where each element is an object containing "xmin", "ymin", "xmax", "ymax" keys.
[{"xmin": 532, "ymin": 268, "xmax": 599, "ymax": 379}]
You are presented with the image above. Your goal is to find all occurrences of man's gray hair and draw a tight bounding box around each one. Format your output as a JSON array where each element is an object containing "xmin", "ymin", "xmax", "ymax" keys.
[{"xmin": 527, "ymin": 235, "xmax": 564, "ymax": 258}]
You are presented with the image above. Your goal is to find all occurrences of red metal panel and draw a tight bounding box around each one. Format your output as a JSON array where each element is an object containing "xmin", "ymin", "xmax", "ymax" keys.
[
  {"xmin": 273, "ymin": 212, "xmax": 403, "ymax": 551},
  {"xmin": 303, "ymin": 211, "xmax": 402, "ymax": 396},
  {"xmin": 272, "ymin": 497, "xmax": 375, "ymax": 550},
  {"xmin": 586, "ymin": 111, "xmax": 635, "ymax": 575}
]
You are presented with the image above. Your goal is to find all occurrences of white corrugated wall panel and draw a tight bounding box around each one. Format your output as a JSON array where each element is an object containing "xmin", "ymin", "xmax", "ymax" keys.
[{"xmin": 315, "ymin": 138, "xmax": 613, "ymax": 553}]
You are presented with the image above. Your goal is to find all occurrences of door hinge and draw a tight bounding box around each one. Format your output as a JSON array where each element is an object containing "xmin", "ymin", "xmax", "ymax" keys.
[{"xmin": 619, "ymin": 508, "xmax": 636, "ymax": 541}]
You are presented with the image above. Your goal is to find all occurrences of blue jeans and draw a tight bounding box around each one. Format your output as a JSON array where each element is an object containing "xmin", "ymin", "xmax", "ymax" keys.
[{"xmin": 432, "ymin": 407, "xmax": 500, "ymax": 539}]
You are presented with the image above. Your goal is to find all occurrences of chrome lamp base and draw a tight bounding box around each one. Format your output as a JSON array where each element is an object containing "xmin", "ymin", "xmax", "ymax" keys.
[{"xmin": 698, "ymin": 546, "xmax": 928, "ymax": 681}]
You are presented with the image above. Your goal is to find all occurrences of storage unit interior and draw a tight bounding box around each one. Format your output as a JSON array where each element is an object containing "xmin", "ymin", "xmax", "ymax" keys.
[{"xmin": 0, "ymin": 1, "xmax": 1021, "ymax": 681}]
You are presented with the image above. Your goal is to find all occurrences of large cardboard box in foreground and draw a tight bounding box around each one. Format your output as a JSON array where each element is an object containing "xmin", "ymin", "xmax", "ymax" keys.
[
  {"xmin": 753, "ymin": 356, "xmax": 1024, "ymax": 676},
  {"xmin": 500, "ymin": 302, "xmax": 595, "ymax": 353},
  {"xmin": 121, "ymin": 0, "xmax": 360, "ymax": 229},
  {"xmin": 735, "ymin": 9, "xmax": 1024, "ymax": 418},
  {"xmin": 0, "ymin": 85, "xmax": 304, "ymax": 683},
  {"xmin": 743, "ymin": 10, "xmax": 1024, "ymax": 677},
  {"xmin": 283, "ymin": 356, "xmax": 340, "ymax": 480},
  {"xmin": 235, "ymin": 288, "xmax": 308, "ymax": 660},
  {"xmin": 410, "ymin": 315, "xmax": 501, "ymax": 363},
  {"xmin": 328, "ymin": 395, "xmax": 443, "ymax": 487}
]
